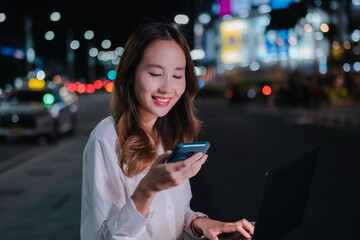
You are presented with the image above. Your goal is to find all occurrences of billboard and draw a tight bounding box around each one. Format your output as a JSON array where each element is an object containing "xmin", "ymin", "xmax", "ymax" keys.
[{"xmin": 220, "ymin": 20, "xmax": 243, "ymax": 64}]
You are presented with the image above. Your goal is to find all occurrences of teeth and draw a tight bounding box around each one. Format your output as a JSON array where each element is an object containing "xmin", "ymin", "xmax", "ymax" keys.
[{"xmin": 155, "ymin": 98, "xmax": 170, "ymax": 103}]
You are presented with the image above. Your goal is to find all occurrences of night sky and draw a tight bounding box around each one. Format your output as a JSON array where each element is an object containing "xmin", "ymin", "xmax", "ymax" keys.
[{"xmin": 1, "ymin": 0, "xmax": 195, "ymax": 73}]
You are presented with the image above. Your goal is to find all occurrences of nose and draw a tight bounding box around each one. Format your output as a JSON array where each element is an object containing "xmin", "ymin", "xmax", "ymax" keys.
[{"xmin": 158, "ymin": 75, "xmax": 172, "ymax": 93}]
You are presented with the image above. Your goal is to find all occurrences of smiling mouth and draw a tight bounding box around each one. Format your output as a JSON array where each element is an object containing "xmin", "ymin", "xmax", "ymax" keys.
[{"xmin": 152, "ymin": 96, "xmax": 171, "ymax": 105}]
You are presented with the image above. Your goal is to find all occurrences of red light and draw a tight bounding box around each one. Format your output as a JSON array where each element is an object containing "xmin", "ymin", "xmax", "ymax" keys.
[
  {"xmin": 94, "ymin": 80, "xmax": 103, "ymax": 89},
  {"xmin": 225, "ymin": 89, "xmax": 234, "ymax": 99},
  {"xmin": 103, "ymin": 79, "xmax": 111, "ymax": 88},
  {"xmin": 67, "ymin": 83, "xmax": 76, "ymax": 92},
  {"xmin": 77, "ymin": 83, "xmax": 86, "ymax": 94},
  {"xmin": 86, "ymin": 84, "xmax": 95, "ymax": 94},
  {"xmin": 262, "ymin": 85, "xmax": 272, "ymax": 96}
]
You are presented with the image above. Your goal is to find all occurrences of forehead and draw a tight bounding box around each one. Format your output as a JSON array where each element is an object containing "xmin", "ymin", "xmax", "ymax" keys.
[{"xmin": 141, "ymin": 40, "xmax": 186, "ymax": 67}]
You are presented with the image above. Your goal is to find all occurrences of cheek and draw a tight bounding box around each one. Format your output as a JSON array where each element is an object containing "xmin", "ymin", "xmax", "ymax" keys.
[
  {"xmin": 134, "ymin": 74, "xmax": 153, "ymax": 98},
  {"xmin": 175, "ymin": 79, "xmax": 186, "ymax": 97}
]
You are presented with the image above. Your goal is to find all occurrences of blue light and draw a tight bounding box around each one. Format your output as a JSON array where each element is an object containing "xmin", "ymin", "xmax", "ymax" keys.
[
  {"xmin": 270, "ymin": 0, "xmax": 298, "ymax": 10},
  {"xmin": 0, "ymin": 46, "xmax": 26, "ymax": 59},
  {"xmin": 107, "ymin": 70, "xmax": 117, "ymax": 80},
  {"xmin": 0, "ymin": 46, "xmax": 14, "ymax": 56},
  {"xmin": 198, "ymin": 78, "xmax": 205, "ymax": 89}
]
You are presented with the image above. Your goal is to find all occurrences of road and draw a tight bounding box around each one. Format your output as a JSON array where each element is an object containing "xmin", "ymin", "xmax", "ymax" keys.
[
  {"xmin": 0, "ymin": 93, "xmax": 111, "ymax": 173},
  {"xmin": 0, "ymin": 93, "xmax": 359, "ymax": 239}
]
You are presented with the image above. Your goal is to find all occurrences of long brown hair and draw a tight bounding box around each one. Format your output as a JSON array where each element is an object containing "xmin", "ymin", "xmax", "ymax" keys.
[{"xmin": 111, "ymin": 20, "xmax": 201, "ymax": 177}]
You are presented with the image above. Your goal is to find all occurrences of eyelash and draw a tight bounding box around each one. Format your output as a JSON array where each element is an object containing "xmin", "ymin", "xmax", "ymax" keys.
[
  {"xmin": 149, "ymin": 73, "xmax": 182, "ymax": 79},
  {"xmin": 149, "ymin": 73, "xmax": 161, "ymax": 77}
]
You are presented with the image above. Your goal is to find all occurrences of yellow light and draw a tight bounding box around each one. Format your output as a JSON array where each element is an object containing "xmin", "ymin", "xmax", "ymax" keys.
[
  {"xmin": 105, "ymin": 82, "xmax": 114, "ymax": 92},
  {"xmin": 331, "ymin": 41, "xmax": 344, "ymax": 60},
  {"xmin": 28, "ymin": 78, "xmax": 45, "ymax": 89},
  {"xmin": 220, "ymin": 20, "xmax": 243, "ymax": 64},
  {"xmin": 320, "ymin": 23, "xmax": 329, "ymax": 33}
]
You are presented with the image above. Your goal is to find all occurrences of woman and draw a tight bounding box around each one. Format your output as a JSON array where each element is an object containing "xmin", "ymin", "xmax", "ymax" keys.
[{"xmin": 81, "ymin": 20, "xmax": 254, "ymax": 240}]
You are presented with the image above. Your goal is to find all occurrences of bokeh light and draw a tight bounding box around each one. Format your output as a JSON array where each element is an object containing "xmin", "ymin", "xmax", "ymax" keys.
[{"xmin": 262, "ymin": 85, "xmax": 272, "ymax": 96}]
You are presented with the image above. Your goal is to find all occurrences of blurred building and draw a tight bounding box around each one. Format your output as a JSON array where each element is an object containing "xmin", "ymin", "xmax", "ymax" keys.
[{"xmin": 192, "ymin": 0, "xmax": 360, "ymax": 94}]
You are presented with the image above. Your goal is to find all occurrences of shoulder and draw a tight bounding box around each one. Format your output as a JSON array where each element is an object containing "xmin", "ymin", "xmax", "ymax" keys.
[
  {"xmin": 84, "ymin": 116, "xmax": 119, "ymax": 161},
  {"xmin": 90, "ymin": 116, "xmax": 117, "ymax": 142},
  {"xmin": 83, "ymin": 116, "xmax": 124, "ymax": 178}
]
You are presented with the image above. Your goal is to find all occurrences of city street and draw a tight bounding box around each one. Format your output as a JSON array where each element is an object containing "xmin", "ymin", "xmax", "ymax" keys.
[
  {"xmin": 2, "ymin": 1, "xmax": 360, "ymax": 240},
  {"xmin": 0, "ymin": 92, "xmax": 359, "ymax": 239}
]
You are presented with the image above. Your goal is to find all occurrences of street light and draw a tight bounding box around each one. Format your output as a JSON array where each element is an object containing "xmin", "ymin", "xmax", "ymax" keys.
[
  {"xmin": 84, "ymin": 30, "xmax": 94, "ymax": 40},
  {"xmin": 70, "ymin": 40, "xmax": 80, "ymax": 50},
  {"xmin": 174, "ymin": 14, "xmax": 189, "ymax": 24},
  {"xmin": 89, "ymin": 47, "xmax": 98, "ymax": 57},
  {"xmin": 198, "ymin": 13, "xmax": 211, "ymax": 24},
  {"xmin": 45, "ymin": 30, "xmax": 55, "ymax": 40},
  {"xmin": 50, "ymin": 12, "xmax": 61, "ymax": 22},
  {"xmin": 0, "ymin": 13, "xmax": 6, "ymax": 23},
  {"xmin": 101, "ymin": 39, "xmax": 111, "ymax": 49}
]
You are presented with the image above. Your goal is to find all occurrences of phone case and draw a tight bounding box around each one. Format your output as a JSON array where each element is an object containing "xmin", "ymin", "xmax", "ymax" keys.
[{"xmin": 166, "ymin": 142, "xmax": 210, "ymax": 163}]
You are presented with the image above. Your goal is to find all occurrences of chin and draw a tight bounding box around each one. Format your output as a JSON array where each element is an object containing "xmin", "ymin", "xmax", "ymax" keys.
[
  {"xmin": 154, "ymin": 108, "xmax": 172, "ymax": 118},
  {"xmin": 156, "ymin": 111, "xmax": 170, "ymax": 118}
]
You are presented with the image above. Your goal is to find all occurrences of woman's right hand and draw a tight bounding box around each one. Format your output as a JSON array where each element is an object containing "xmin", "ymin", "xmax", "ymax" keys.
[
  {"xmin": 144, "ymin": 150, "xmax": 208, "ymax": 193},
  {"xmin": 131, "ymin": 151, "xmax": 207, "ymax": 216}
]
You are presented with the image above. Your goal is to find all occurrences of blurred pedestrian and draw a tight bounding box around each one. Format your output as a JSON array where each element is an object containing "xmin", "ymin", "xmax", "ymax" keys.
[{"xmin": 81, "ymin": 19, "xmax": 254, "ymax": 240}]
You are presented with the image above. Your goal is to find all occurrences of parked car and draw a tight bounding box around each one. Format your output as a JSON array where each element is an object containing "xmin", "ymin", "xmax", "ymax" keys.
[{"xmin": 0, "ymin": 87, "xmax": 79, "ymax": 141}]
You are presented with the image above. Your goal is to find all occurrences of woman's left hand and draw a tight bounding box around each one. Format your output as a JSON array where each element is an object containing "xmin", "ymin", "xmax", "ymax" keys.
[{"xmin": 193, "ymin": 218, "xmax": 255, "ymax": 240}]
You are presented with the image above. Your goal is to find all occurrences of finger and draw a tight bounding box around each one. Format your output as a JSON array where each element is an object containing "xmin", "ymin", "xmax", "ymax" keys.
[
  {"xmin": 236, "ymin": 226, "xmax": 252, "ymax": 239},
  {"xmin": 185, "ymin": 152, "xmax": 204, "ymax": 164},
  {"xmin": 207, "ymin": 231, "xmax": 219, "ymax": 240},
  {"xmin": 220, "ymin": 223, "xmax": 238, "ymax": 233},
  {"xmin": 184, "ymin": 153, "xmax": 207, "ymax": 169},
  {"xmin": 193, "ymin": 154, "xmax": 208, "ymax": 166},
  {"xmin": 189, "ymin": 154, "xmax": 208, "ymax": 175},
  {"xmin": 237, "ymin": 219, "xmax": 255, "ymax": 235},
  {"xmin": 170, "ymin": 152, "xmax": 203, "ymax": 170},
  {"xmin": 178, "ymin": 154, "xmax": 208, "ymax": 179}
]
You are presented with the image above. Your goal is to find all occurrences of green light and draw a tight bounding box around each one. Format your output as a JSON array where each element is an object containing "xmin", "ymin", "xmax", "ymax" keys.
[{"xmin": 43, "ymin": 93, "xmax": 55, "ymax": 107}]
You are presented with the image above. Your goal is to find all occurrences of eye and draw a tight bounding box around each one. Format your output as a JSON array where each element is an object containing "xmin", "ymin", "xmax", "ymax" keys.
[
  {"xmin": 173, "ymin": 75, "xmax": 182, "ymax": 79},
  {"xmin": 149, "ymin": 73, "xmax": 161, "ymax": 77}
]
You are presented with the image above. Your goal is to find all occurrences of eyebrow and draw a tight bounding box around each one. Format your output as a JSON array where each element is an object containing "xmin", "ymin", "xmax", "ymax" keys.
[{"xmin": 146, "ymin": 63, "xmax": 185, "ymax": 71}]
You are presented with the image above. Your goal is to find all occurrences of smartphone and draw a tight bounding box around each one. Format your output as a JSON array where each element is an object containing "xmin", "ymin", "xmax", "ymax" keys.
[{"xmin": 166, "ymin": 142, "xmax": 210, "ymax": 163}]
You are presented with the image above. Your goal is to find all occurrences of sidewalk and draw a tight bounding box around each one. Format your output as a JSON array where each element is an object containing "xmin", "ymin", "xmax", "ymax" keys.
[
  {"xmin": 244, "ymin": 101, "xmax": 360, "ymax": 130},
  {"xmin": 0, "ymin": 135, "xmax": 86, "ymax": 240}
]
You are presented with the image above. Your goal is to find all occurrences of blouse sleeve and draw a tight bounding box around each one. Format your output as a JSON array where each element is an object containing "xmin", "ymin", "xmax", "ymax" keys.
[
  {"xmin": 183, "ymin": 179, "xmax": 209, "ymax": 238},
  {"xmin": 81, "ymin": 132, "xmax": 151, "ymax": 240}
]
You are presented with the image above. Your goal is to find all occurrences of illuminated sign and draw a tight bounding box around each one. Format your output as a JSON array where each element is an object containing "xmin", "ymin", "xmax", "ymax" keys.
[
  {"xmin": 220, "ymin": 20, "xmax": 243, "ymax": 64},
  {"xmin": 219, "ymin": 0, "xmax": 231, "ymax": 16},
  {"xmin": 270, "ymin": 0, "xmax": 299, "ymax": 10}
]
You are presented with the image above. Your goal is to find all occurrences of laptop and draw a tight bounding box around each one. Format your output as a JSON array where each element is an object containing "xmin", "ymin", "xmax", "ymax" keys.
[{"xmin": 217, "ymin": 146, "xmax": 321, "ymax": 240}]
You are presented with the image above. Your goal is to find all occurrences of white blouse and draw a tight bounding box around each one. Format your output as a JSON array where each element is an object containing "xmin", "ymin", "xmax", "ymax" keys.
[{"xmin": 81, "ymin": 116, "xmax": 201, "ymax": 240}]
